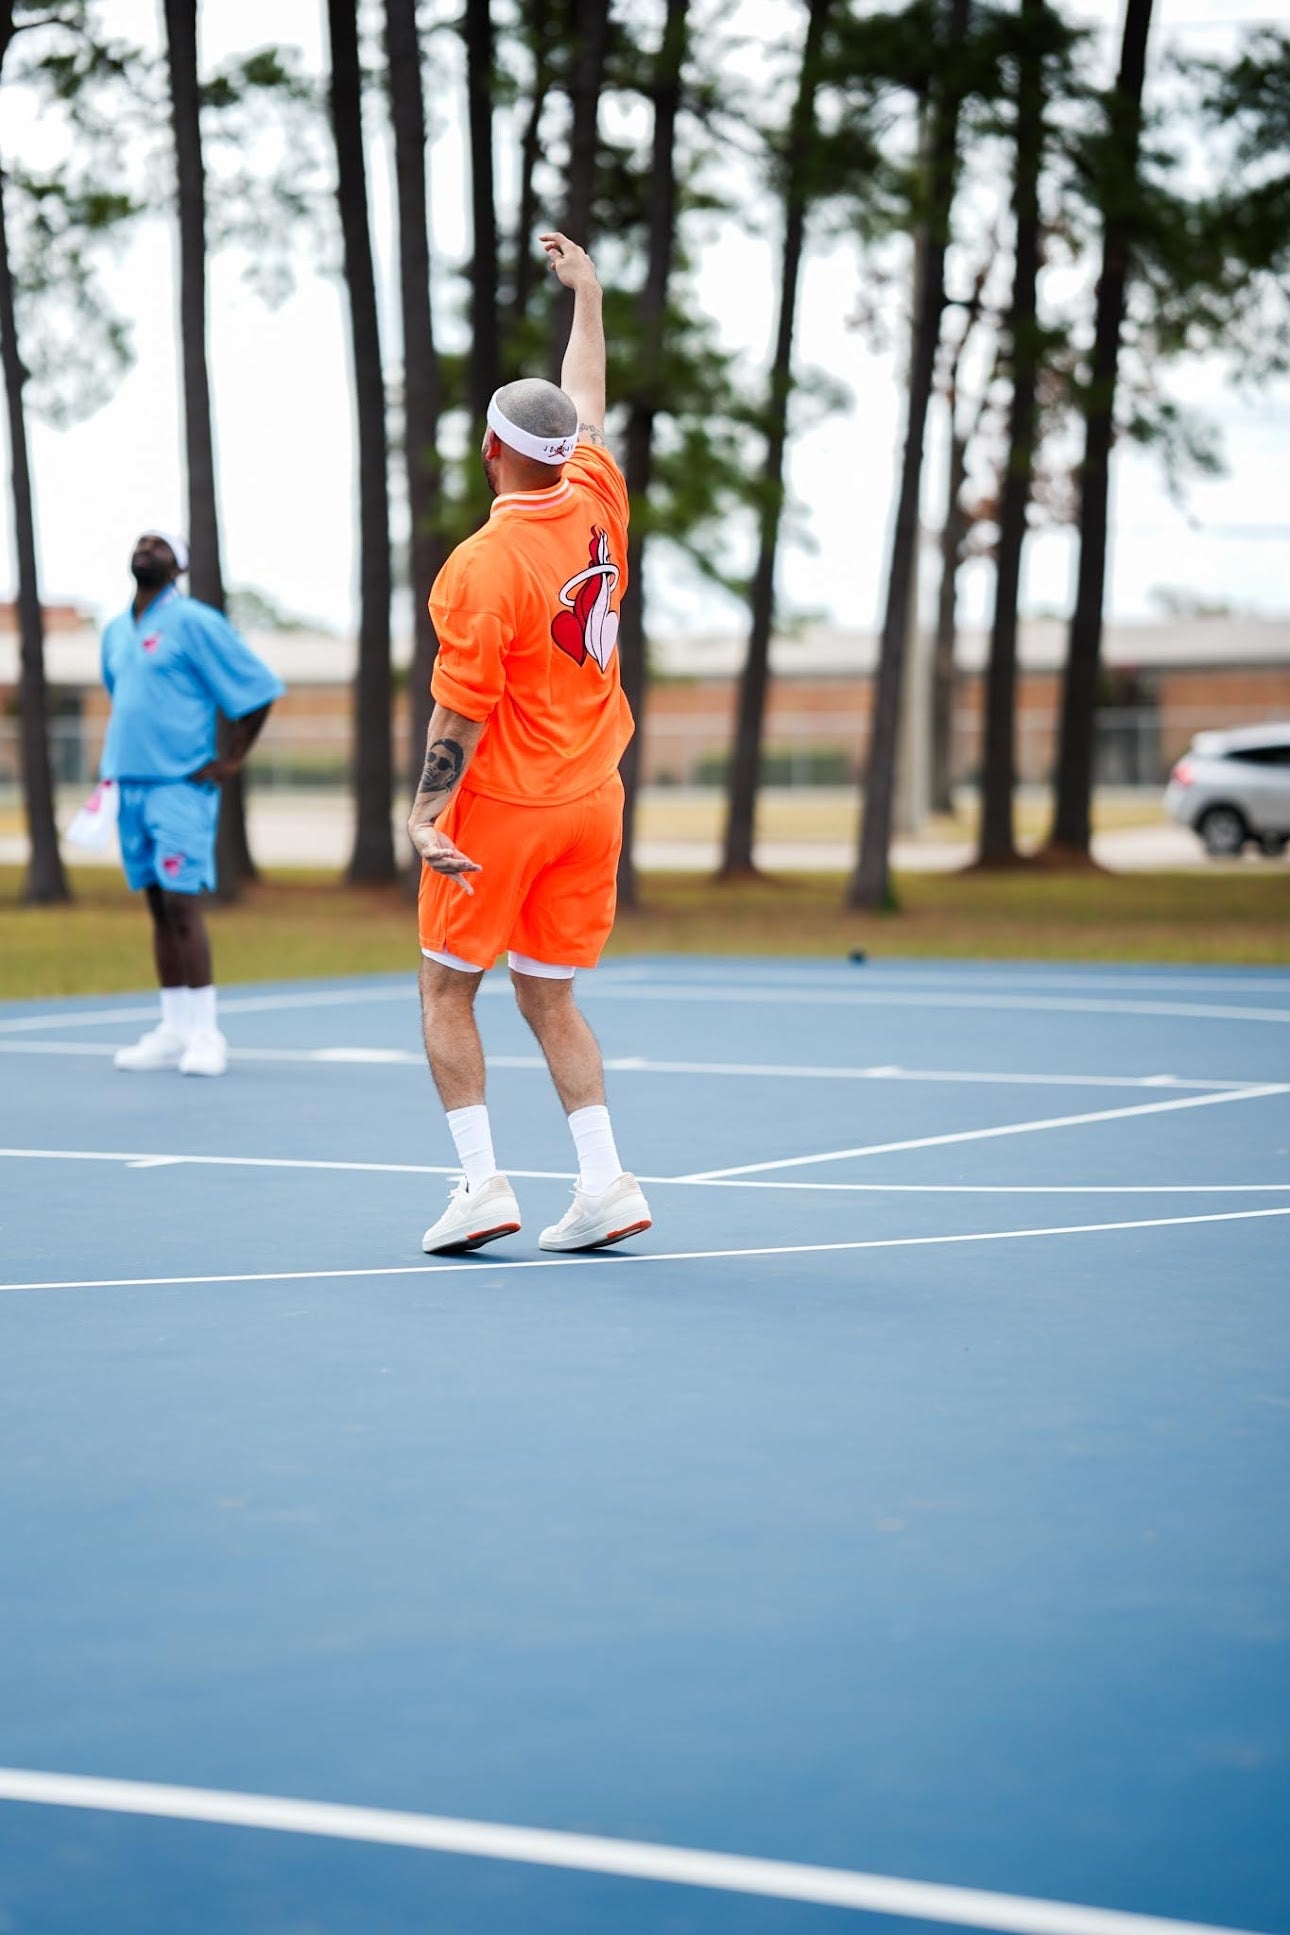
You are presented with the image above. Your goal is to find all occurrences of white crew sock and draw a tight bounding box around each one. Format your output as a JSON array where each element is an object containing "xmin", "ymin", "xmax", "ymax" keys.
[
  {"xmin": 188, "ymin": 985, "xmax": 217, "ymax": 1035},
  {"xmin": 446, "ymin": 1105, "xmax": 498, "ymax": 1192},
  {"xmin": 160, "ymin": 986, "xmax": 191, "ymax": 1039},
  {"xmin": 568, "ymin": 1105, "xmax": 622, "ymax": 1194}
]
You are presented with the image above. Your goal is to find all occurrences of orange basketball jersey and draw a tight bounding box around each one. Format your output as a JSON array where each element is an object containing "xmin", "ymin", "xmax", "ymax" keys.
[{"xmin": 428, "ymin": 440, "xmax": 635, "ymax": 805}]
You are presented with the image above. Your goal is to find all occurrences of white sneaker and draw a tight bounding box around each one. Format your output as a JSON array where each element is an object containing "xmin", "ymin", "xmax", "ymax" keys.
[
  {"xmin": 179, "ymin": 1028, "xmax": 228, "ymax": 1077},
  {"xmin": 539, "ymin": 1173, "xmax": 652, "ymax": 1252},
  {"xmin": 422, "ymin": 1175, "xmax": 521, "ymax": 1255},
  {"xmin": 114, "ymin": 1024, "xmax": 187, "ymax": 1072}
]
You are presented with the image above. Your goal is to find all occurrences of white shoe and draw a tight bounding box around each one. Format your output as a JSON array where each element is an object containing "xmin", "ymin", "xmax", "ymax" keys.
[
  {"xmin": 179, "ymin": 1028, "xmax": 228, "ymax": 1077},
  {"xmin": 422, "ymin": 1175, "xmax": 521, "ymax": 1255},
  {"xmin": 539, "ymin": 1173, "xmax": 652, "ymax": 1252},
  {"xmin": 114, "ymin": 1024, "xmax": 187, "ymax": 1072}
]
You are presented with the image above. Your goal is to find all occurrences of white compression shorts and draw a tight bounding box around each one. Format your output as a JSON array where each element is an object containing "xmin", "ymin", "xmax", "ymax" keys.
[{"xmin": 422, "ymin": 947, "xmax": 577, "ymax": 980}]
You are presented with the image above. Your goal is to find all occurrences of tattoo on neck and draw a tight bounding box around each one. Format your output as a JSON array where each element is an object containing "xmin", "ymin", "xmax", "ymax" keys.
[{"xmin": 420, "ymin": 737, "xmax": 465, "ymax": 796}]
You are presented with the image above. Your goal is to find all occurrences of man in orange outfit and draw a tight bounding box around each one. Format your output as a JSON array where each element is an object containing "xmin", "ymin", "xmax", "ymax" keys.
[{"xmin": 409, "ymin": 231, "xmax": 652, "ymax": 1257}]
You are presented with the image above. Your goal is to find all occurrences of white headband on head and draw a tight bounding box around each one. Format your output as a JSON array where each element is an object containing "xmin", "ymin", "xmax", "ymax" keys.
[
  {"xmin": 486, "ymin": 394, "xmax": 578, "ymax": 466},
  {"xmin": 139, "ymin": 529, "xmax": 190, "ymax": 572}
]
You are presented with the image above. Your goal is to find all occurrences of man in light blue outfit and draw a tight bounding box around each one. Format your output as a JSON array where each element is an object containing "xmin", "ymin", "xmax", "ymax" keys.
[{"xmin": 101, "ymin": 530, "xmax": 285, "ymax": 1076}]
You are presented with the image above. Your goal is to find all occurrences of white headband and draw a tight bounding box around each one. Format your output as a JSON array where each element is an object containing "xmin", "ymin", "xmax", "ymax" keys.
[
  {"xmin": 138, "ymin": 529, "xmax": 190, "ymax": 572},
  {"xmin": 486, "ymin": 394, "xmax": 578, "ymax": 466}
]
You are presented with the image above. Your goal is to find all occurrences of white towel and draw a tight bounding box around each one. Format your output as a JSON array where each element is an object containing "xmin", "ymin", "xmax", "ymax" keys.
[{"xmin": 65, "ymin": 779, "xmax": 120, "ymax": 852}]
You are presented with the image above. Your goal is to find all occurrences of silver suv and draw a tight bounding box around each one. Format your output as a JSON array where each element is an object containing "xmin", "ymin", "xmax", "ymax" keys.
[{"xmin": 1164, "ymin": 724, "xmax": 1290, "ymax": 858}]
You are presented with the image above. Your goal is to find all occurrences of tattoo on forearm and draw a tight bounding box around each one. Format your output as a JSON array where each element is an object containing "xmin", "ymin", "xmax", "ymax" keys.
[
  {"xmin": 420, "ymin": 737, "xmax": 465, "ymax": 796},
  {"xmin": 578, "ymin": 422, "xmax": 606, "ymax": 446}
]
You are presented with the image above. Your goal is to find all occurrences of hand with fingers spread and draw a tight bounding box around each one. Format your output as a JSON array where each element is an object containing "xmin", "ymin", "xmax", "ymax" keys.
[
  {"xmin": 410, "ymin": 823, "xmax": 481, "ymax": 894},
  {"xmin": 539, "ymin": 231, "xmax": 600, "ymax": 294}
]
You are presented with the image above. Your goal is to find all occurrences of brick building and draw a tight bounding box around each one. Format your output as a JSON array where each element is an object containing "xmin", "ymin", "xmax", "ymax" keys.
[{"xmin": 3, "ymin": 606, "xmax": 1288, "ymax": 792}]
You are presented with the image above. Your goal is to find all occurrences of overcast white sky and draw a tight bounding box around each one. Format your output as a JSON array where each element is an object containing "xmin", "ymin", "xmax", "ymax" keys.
[{"xmin": 2, "ymin": 0, "xmax": 1287, "ymax": 640}]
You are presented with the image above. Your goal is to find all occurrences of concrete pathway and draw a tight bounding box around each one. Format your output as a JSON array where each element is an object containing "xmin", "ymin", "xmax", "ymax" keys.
[{"xmin": 1, "ymin": 791, "xmax": 1271, "ymax": 874}]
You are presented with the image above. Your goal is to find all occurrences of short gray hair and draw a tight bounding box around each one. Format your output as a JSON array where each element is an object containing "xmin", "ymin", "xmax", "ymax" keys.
[{"xmin": 492, "ymin": 378, "xmax": 577, "ymax": 441}]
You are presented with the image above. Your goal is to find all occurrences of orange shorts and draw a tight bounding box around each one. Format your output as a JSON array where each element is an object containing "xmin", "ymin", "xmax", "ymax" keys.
[{"xmin": 417, "ymin": 771, "xmax": 624, "ymax": 971}]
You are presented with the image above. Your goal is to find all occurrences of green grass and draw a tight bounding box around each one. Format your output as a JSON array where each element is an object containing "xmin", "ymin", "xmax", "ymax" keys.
[
  {"xmin": 2, "ymin": 862, "xmax": 1287, "ymax": 1000},
  {"xmin": 634, "ymin": 787, "xmax": 1166, "ymax": 844}
]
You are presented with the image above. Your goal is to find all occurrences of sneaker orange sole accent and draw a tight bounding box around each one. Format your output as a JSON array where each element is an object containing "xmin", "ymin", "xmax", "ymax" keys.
[
  {"xmin": 592, "ymin": 1218, "xmax": 652, "ymax": 1248},
  {"xmin": 463, "ymin": 1222, "xmax": 521, "ymax": 1249},
  {"xmin": 426, "ymin": 1220, "xmax": 521, "ymax": 1256}
]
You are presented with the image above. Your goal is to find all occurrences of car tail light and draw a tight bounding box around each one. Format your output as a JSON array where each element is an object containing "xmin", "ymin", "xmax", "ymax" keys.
[{"xmin": 1172, "ymin": 758, "xmax": 1195, "ymax": 786}]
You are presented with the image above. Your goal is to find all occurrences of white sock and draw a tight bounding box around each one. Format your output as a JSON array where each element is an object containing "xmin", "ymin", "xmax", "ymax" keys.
[
  {"xmin": 160, "ymin": 986, "xmax": 190, "ymax": 1038},
  {"xmin": 188, "ymin": 985, "xmax": 217, "ymax": 1035},
  {"xmin": 446, "ymin": 1105, "xmax": 498, "ymax": 1191},
  {"xmin": 569, "ymin": 1105, "xmax": 622, "ymax": 1194}
]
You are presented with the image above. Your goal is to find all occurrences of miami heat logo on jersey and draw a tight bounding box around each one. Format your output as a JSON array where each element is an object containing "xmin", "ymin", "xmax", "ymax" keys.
[{"xmin": 551, "ymin": 527, "xmax": 620, "ymax": 671}]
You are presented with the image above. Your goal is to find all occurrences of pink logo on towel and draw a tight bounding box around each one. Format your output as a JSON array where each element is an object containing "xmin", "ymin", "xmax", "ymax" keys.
[
  {"xmin": 142, "ymin": 633, "xmax": 161, "ymax": 653},
  {"xmin": 161, "ymin": 854, "xmax": 183, "ymax": 878}
]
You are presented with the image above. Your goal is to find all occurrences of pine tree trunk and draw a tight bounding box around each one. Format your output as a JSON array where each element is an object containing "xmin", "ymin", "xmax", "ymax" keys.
[
  {"xmin": 847, "ymin": 0, "xmax": 970, "ymax": 911},
  {"xmin": 385, "ymin": 0, "xmax": 445, "ymax": 816},
  {"xmin": 1047, "ymin": 0, "xmax": 1153, "ymax": 860},
  {"xmin": 975, "ymin": 0, "xmax": 1043, "ymax": 869},
  {"xmin": 163, "ymin": 0, "xmax": 256, "ymax": 901},
  {"xmin": 718, "ymin": 0, "xmax": 830, "ymax": 880},
  {"xmin": 465, "ymin": 0, "xmax": 501, "ymax": 424},
  {"xmin": 510, "ymin": 0, "xmax": 553, "ymax": 352},
  {"xmin": 0, "ymin": 168, "xmax": 69, "ymax": 905},
  {"xmin": 549, "ymin": 0, "xmax": 610, "ymax": 378},
  {"xmin": 930, "ymin": 422, "xmax": 967, "ymax": 815},
  {"xmin": 930, "ymin": 262, "xmax": 990, "ymax": 817},
  {"xmin": 617, "ymin": 0, "xmax": 687, "ymax": 909},
  {"xmin": 328, "ymin": 0, "xmax": 396, "ymax": 883}
]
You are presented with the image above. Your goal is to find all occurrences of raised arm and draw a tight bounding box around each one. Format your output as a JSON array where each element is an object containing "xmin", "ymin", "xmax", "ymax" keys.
[{"xmin": 541, "ymin": 231, "xmax": 605, "ymax": 435}]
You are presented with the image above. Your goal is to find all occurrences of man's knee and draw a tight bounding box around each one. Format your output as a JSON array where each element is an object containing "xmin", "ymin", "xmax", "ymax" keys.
[
  {"xmin": 419, "ymin": 958, "xmax": 483, "ymax": 1012},
  {"xmin": 510, "ymin": 967, "xmax": 575, "ymax": 1027},
  {"xmin": 148, "ymin": 885, "xmax": 203, "ymax": 934}
]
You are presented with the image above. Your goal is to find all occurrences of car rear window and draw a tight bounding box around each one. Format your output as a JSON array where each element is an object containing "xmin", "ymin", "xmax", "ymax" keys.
[{"xmin": 1223, "ymin": 745, "xmax": 1290, "ymax": 765}]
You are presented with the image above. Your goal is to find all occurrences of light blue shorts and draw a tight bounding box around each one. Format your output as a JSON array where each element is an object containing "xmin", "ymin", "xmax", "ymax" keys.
[{"xmin": 118, "ymin": 780, "xmax": 220, "ymax": 895}]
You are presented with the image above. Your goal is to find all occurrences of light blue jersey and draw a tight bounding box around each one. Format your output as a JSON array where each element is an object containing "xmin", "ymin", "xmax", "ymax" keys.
[{"xmin": 100, "ymin": 587, "xmax": 285, "ymax": 782}]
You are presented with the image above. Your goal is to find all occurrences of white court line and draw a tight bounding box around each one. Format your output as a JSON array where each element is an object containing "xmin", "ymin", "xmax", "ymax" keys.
[
  {"xmin": 4, "ymin": 982, "xmax": 1290, "ymax": 1031},
  {"xmin": 683, "ymin": 1086, "xmax": 1290, "ymax": 1181},
  {"xmin": 676, "ymin": 1180, "xmax": 1290, "ymax": 1195},
  {"xmin": 3, "ymin": 1147, "xmax": 1290, "ymax": 1196},
  {"xmin": 3, "ymin": 1205, "xmax": 1289, "ymax": 1294},
  {"xmin": 0, "ymin": 985, "xmax": 415, "ymax": 1033},
  {"xmin": 569, "ymin": 986, "xmax": 1290, "ymax": 1025},
  {"xmin": 0, "ymin": 1147, "xmax": 560, "ymax": 1181},
  {"xmin": 597, "ymin": 965, "xmax": 1290, "ymax": 997},
  {"xmin": 0, "ymin": 1039, "xmax": 1260, "ymax": 1093},
  {"xmin": 0, "ymin": 1771, "xmax": 1265, "ymax": 1935},
  {"xmin": 679, "ymin": 1086, "xmax": 1288, "ymax": 1181},
  {"xmin": 0, "ymin": 1040, "xmax": 1259, "ymax": 1092}
]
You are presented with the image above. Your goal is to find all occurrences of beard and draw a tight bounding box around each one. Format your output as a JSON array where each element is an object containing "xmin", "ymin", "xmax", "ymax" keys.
[
  {"xmin": 131, "ymin": 558, "xmax": 170, "ymax": 588},
  {"xmin": 481, "ymin": 452, "xmax": 499, "ymax": 497}
]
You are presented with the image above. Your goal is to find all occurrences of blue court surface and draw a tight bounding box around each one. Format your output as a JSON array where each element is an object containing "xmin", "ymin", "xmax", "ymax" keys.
[{"xmin": 1, "ymin": 956, "xmax": 1288, "ymax": 1935}]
